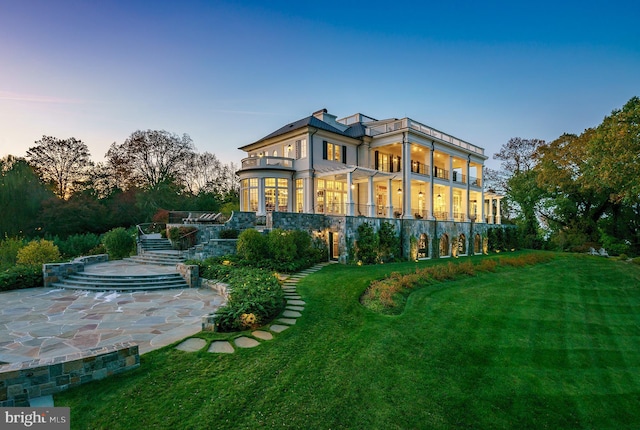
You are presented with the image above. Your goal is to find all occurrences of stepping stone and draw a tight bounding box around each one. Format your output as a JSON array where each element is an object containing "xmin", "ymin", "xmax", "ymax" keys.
[
  {"xmin": 277, "ymin": 318, "xmax": 297, "ymax": 325},
  {"xmin": 287, "ymin": 299, "xmax": 306, "ymax": 306},
  {"xmin": 208, "ymin": 341, "xmax": 234, "ymax": 354},
  {"xmin": 282, "ymin": 287, "xmax": 297, "ymax": 291},
  {"xmin": 285, "ymin": 295, "xmax": 302, "ymax": 300},
  {"xmin": 234, "ymin": 336, "xmax": 260, "ymax": 348},
  {"xmin": 175, "ymin": 338, "xmax": 206, "ymax": 352},
  {"xmin": 252, "ymin": 330, "xmax": 273, "ymax": 340},
  {"xmin": 282, "ymin": 310, "xmax": 302, "ymax": 318},
  {"xmin": 286, "ymin": 305, "xmax": 304, "ymax": 311},
  {"xmin": 269, "ymin": 324, "xmax": 290, "ymax": 333}
]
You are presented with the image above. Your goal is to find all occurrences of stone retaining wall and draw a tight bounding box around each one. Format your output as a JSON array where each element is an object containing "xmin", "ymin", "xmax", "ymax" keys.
[
  {"xmin": 43, "ymin": 254, "xmax": 109, "ymax": 288},
  {"xmin": 0, "ymin": 342, "xmax": 139, "ymax": 407},
  {"xmin": 176, "ymin": 263, "xmax": 199, "ymax": 288}
]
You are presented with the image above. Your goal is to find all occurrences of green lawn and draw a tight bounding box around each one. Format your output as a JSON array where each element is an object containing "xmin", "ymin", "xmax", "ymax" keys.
[{"xmin": 56, "ymin": 252, "xmax": 640, "ymax": 429}]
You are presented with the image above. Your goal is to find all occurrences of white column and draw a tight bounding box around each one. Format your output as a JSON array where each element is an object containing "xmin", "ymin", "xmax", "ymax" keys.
[
  {"xmin": 402, "ymin": 137, "xmax": 412, "ymax": 219},
  {"xmin": 449, "ymin": 156, "xmax": 454, "ymax": 221},
  {"xmin": 346, "ymin": 171, "xmax": 354, "ymax": 216},
  {"xmin": 257, "ymin": 177, "xmax": 266, "ymax": 216},
  {"xmin": 466, "ymin": 157, "xmax": 471, "ymax": 221},
  {"xmin": 387, "ymin": 178, "xmax": 393, "ymax": 218},
  {"xmin": 496, "ymin": 197, "xmax": 502, "ymax": 224},
  {"xmin": 480, "ymin": 188, "xmax": 485, "ymax": 223},
  {"xmin": 367, "ymin": 176, "xmax": 375, "ymax": 217},
  {"xmin": 429, "ymin": 144, "xmax": 435, "ymax": 220}
]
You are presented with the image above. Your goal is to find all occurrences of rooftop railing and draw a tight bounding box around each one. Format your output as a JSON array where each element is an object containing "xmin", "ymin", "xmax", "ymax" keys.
[
  {"xmin": 366, "ymin": 118, "xmax": 484, "ymax": 156},
  {"xmin": 240, "ymin": 156, "xmax": 294, "ymax": 170}
]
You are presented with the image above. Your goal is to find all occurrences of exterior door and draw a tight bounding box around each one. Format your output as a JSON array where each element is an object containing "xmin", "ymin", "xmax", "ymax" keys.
[{"xmin": 329, "ymin": 232, "xmax": 339, "ymax": 260}]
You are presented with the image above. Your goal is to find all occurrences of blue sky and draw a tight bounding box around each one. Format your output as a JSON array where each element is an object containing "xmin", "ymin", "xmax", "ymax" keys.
[{"xmin": 1, "ymin": 0, "xmax": 638, "ymax": 169}]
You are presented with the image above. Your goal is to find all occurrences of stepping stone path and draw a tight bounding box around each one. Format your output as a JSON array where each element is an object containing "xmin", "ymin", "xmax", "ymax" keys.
[{"xmin": 175, "ymin": 262, "xmax": 329, "ymax": 354}]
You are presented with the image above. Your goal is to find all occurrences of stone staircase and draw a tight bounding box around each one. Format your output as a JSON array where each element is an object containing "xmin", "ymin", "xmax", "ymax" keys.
[
  {"xmin": 139, "ymin": 237, "xmax": 173, "ymax": 251},
  {"xmin": 126, "ymin": 250, "xmax": 186, "ymax": 266},
  {"xmin": 50, "ymin": 271, "xmax": 189, "ymax": 292}
]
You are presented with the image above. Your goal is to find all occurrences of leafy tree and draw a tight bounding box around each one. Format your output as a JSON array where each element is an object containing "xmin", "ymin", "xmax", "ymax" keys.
[
  {"xmin": 0, "ymin": 156, "xmax": 55, "ymax": 237},
  {"xmin": 106, "ymin": 129, "xmax": 195, "ymax": 190},
  {"xmin": 491, "ymin": 138, "xmax": 547, "ymax": 246},
  {"xmin": 26, "ymin": 136, "xmax": 93, "ymax": 198},
  {"xmin": 355, "ymin": 223, "xmax": 378, "ymax": 264},
  {"xmin": 586, "ymin": 96, "xmax": 640, "ymax": 205}
]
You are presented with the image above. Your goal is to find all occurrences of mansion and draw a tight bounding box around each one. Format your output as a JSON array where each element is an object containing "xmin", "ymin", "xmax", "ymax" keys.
[{"xmin": 237, "ymin": 109, "xmax": 502, "ymax": 225}]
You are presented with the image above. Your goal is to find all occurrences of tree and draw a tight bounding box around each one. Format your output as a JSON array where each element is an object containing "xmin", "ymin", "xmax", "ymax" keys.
[
  {"xmin": 26, "ymin": 136, "xmax": 93, "ymax": 198},
  {"xmin": 0, "ymin": 156, "xmax": 55, "ymax": 237},
  {"xmin": 491, "ymin": 138, "xmax": 547, "ymax": 242},
  {"xmin": 586, "ymin": 96, "xmax": 640, "ymax": 205},
  {"xmin": 106, "ymin": 130, "xmax": 195, "ymax": 190}
]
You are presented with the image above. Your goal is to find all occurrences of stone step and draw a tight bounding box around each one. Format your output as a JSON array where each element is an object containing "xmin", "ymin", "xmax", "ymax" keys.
[{"xmin": 53, "ymin": 272, "xmax": 188, "ymax": 291}]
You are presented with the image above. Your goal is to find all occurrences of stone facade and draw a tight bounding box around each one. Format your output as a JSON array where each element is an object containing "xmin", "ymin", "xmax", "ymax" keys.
[
  {"xmin": 0, "ymin": 343, "xmax": 139, "ymax": 407},
  {"xmin": 173, "ymin": 211, "xmax": 508, "ymax": 264}
]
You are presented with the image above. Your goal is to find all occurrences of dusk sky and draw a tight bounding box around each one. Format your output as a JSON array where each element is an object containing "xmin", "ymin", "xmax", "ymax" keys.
[{"xmin": 1, "ymin": 1, "xmax": 638, "ymax": 169}]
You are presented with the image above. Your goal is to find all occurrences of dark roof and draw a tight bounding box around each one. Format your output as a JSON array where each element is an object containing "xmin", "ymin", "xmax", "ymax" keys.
[
  {"xmin": 243, "ymin": 114, "xmax": 365, "ymax": 149},
  {"xmin": 343, "ymin": 123, "xmax": 368, "ymax": 138}
]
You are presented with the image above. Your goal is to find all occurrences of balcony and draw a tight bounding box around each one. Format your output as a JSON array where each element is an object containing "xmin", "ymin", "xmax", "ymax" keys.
[
  {"xmin": 433, "ymin": 166, "xmax": 449, "ymax": 180},
  {"xmin": 240, "ymin": 156, "xmax": 294, "ymax": 171}
]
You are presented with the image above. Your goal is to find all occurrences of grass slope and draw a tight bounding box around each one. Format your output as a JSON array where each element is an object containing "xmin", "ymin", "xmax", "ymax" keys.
[{"xmin": 56, "ymin": 253, "xmax": 640, "ymax": 429}]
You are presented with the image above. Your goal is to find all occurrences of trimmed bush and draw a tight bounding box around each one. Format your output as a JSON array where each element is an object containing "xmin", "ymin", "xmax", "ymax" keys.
[
  {"xmin": 237, "ymin": 228, "xmax": 268, "ymax": 262},
  {"xmin": 378, "ymin": 221, "xmax": 400, "ymax": 262},
  {"xmin": 0, "ymin": 264, "xmax": 42, "ymax": 291},
  {"xmin": 102, "ymin": 227, "xmax": 135, "ymax": 260},
  {"xmin": 16, "ymin": 239, "xmax": 61, "ymax": 265}
]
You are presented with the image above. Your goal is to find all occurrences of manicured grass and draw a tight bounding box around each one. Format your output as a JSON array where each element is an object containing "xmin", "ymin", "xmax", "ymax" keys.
[{"xmin": 55, "ymin": 252, "xmax": 640, "ymax": 429}]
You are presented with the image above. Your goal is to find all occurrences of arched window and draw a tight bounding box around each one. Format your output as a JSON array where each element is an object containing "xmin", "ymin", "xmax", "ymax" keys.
[
  {"xmin": 439, "ymin": 234, "xmax": 450, "ymax": 257},
  {"xmin": 474, "ymin": 233, "xmax": 482, "ymax": 254},
  {"xmin": 417, "ymin": 233, "xmax": 429, "ymax": 259},
  {"xmin": 458, "ymin": 234, "xmax": 466, "ymax": 255}
]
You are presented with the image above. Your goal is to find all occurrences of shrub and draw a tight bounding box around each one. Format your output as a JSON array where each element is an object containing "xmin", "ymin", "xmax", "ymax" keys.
[
  {"xmin": 219, "ymin": 229, "xmax": 239, "ymax": 239},
  {"xmin": 0, "ymin": 237, "xmax": 25, "ymax": 269},
  {"xmin": 237, "ymin": 229, "xmax": 268, "ymax": 262},
  {"xmin": 632, "ymin": 257, "xmax": 640, "ymax": 265},
  {"xmin": 16, "ymin": 239, "xmax": 61, "ymax": 265},
  {"xmin": 378, "ymin": 222, "xmax": 400, "ymax": 262},
  {"xmin": 0, "ymin": 264, "xmax": 42, "ymax": 291},
  {"xmin": 102, "ymin": 227, "xmax": 135, "ymax": 260},
  {"xmin": 167, "ymin": 226, "xmax": 198, "ymax": 250},
  {"xmin": 355, "ymin": 223, "xmax": 378, "ymax": 264},
  {"xmin": 53, "ymin": 233, "xmax": 102, "ymax": 258},
  {"xmin": 268, "ymin": 229, "xmax": 296, "ymax": 264},
  {"xmin": 207, "ymin": 266, "xmax": 285, "ymax": 332}
]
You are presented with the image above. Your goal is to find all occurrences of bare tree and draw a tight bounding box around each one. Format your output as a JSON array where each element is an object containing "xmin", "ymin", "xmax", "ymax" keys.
[
  {"xmin": 106, "ymin": 130, "xmax": 195, "ymax": 190},
  {"xmin": 26, "ymin": 136, "xmax": 93, "ymax": 198}
]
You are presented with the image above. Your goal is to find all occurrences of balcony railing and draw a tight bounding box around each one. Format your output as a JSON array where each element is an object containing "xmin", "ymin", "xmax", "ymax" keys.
[
  {"xmin": 241, "ymin": 156, "xmax": 294, "ymax": 170},
  {"xmin": 410, "ymin": 161, "xmax": 429, "ymax": 175},
  {"xmin": 433, "ymin": 166, "xmax": 449, "ymax": 180},
  {"xmin": 366, "ymin": 118, "xmax": 484, "ymax": 156},
  {"xmin": 433, "ymin": 211, "xmax": 449, "ymax": 220},
  {"xmin": 411, "ymin": 209, "xmax": 429, "ymax": 219},
  {"xmin": 469, "ymin": 176, "xmax": 481, "ymax": 187},
  {"xmin": 452, "ymin": 171, "xmax": 466, "ymax": 184}
]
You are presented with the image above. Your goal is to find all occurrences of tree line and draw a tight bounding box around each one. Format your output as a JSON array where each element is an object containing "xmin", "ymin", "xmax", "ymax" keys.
[
  {"xmin": 488, "ymin": 96, "xmax": 639, "ymax": 256},
  {"xmin": 1, "ymin": 129, "xmax": 239, "ymax": 239}
]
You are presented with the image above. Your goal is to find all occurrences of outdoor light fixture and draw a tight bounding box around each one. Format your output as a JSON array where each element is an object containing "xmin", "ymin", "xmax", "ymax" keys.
[{"xmin": 397, "ymin": 188, "xmax": 402, "ymax": 194}]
